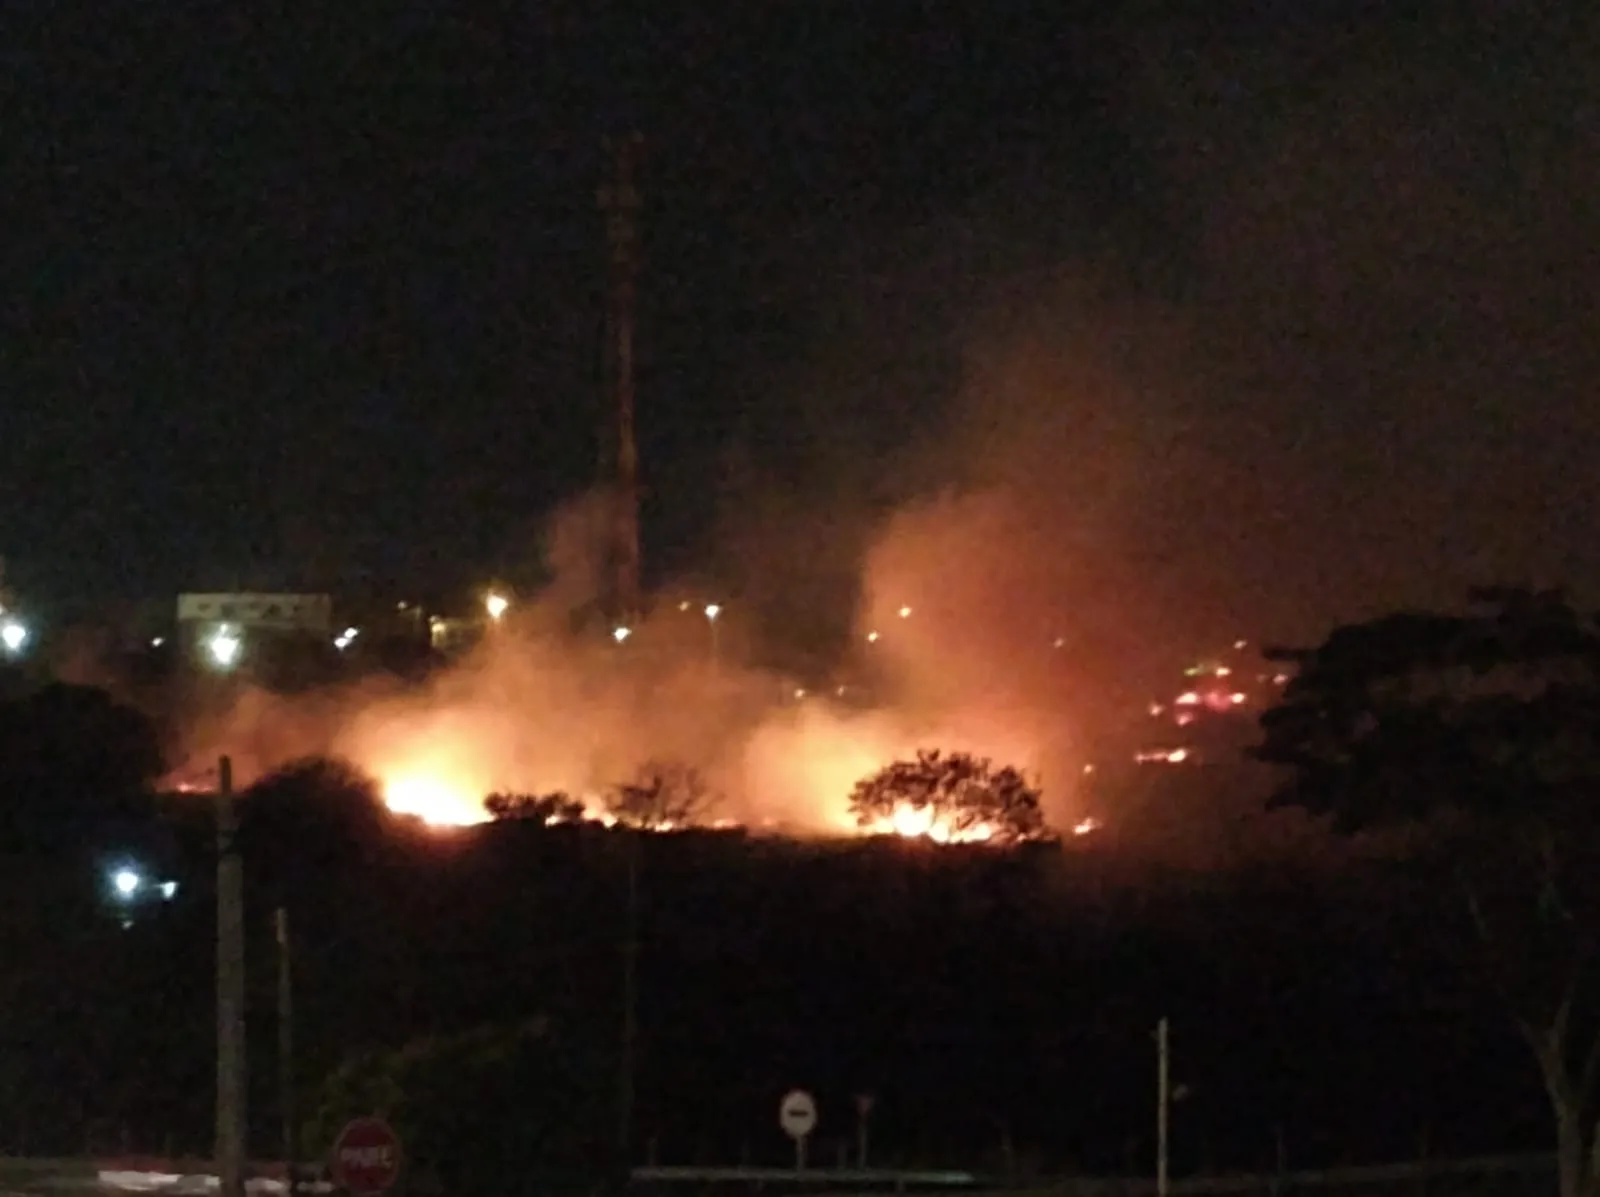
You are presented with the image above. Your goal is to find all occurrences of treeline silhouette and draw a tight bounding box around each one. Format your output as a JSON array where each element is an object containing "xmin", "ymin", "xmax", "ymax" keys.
[{"xmin": 0, "ymin": 681, "xmax": 1550, "ymax": 1189}]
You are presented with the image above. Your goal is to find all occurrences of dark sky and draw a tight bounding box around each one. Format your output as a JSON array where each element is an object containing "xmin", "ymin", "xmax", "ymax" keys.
[{"xmin": 4, "ymin": 3, "xmax": 1597, "ymax": 645}]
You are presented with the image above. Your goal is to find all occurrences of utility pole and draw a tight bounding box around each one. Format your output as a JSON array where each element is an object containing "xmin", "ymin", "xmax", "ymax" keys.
[
  {"xmin": 276, "ymin": 908, "xmax": 298, "ymax": 1197},
  {"xmin": 216, "ymin": 756, "xmax": 247, "ymax": 1197},
  {"xmin": 598, "ymin": 134, "xmax": 643, "ymax": 627},
  {"xmin": 617, "ymin": 830, "xmax": 641, "ymax": 1167},
  {"xmin": 1156, "ymin": 1017, "xmax": 1171, "ymax": 1197}
]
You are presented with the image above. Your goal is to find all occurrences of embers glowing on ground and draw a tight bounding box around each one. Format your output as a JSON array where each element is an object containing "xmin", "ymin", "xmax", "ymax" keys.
[{"xmin": 377, "ymin": 771, "xmax": 1098, "ymax": 843}]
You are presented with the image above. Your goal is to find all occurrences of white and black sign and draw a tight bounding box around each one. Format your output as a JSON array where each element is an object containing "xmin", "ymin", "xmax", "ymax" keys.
[{"xmin": 779, "ymin": 1089, "xmax": 817, "ymax": 1140}]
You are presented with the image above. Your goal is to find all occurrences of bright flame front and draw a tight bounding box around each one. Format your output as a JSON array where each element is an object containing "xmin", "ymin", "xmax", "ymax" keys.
[
  {"xmin": 381, "ymin": 773, "xmax": 492, "ymax": 827},
  {"xmin": 867, "ymin": 803, "xmax": 999, "ymax": 845}
]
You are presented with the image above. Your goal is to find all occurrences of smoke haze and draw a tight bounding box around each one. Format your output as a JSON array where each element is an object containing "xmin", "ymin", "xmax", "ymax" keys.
[{"xmin": 168, "ymin": 14, "xmax": 1600, "ymax": 840}]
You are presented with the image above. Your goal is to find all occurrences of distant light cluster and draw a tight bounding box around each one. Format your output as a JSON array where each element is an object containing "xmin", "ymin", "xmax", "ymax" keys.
[{"xmin": 1134, "ymin": 640, "xmax": 1291, "ymax": 766}]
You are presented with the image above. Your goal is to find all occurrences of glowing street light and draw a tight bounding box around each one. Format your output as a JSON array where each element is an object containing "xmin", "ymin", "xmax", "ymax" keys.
[
  {"xmin": 208, "ymin": 627, "xmax": 242, "ymax": 670},
  {"xmin": 897, "ymin": 605, "xmax": 912, "ymax": 619},
  {"xmin": 485, "ymin": 593, "xmax": 509, "ymax": 622},
  {"xmin": 866, "ymin": 631, "xmax": 880, "ymax": 643},
  {"xmin": 1, "ymin": 620, "xmax": 27, "ymax": 655},
  {"xmin": 613, "ymin": 626, "xmax": 632, "ymax": 644},
  {"xmin": 108, "ymin": 866, "xmax": 177, "ymax": 904}
]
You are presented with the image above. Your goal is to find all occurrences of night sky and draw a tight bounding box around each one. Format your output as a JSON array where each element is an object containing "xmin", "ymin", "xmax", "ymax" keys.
[{"xmin": 4, "ymin": 3, "xmax": 1597, "ymax": 647}]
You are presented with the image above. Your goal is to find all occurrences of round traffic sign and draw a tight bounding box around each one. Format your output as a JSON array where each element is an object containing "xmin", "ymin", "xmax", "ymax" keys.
[
  {"xmin": 779, "ymin": 1089, "xmax": 817, "ymax": 1140},
  {"xmin": 330, "ymin": 1116, "xmax": 402, "ymax": 1195}
]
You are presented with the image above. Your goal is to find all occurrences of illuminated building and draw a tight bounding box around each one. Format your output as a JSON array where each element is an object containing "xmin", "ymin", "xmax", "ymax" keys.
[{"xmin": 176, "ymin": 592, "xmax": 332, "ymax": 668}]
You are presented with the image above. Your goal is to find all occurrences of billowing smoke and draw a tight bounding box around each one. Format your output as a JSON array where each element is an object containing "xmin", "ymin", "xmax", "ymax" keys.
[
  {"xmin": 171, "ymin": 484, "xmax": 1108, "ymax": 832},
  {"xmin": 166, "ymin": 279, "xmax": 1233, "ymax": 834}
]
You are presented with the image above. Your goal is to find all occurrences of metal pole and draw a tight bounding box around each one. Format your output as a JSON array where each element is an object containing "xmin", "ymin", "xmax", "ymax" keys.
[
  {"xmin": 599, "ymin": 134, "xmax": 643, "ymax": 626},
  {"xmin": 1157, "ymin": 1017, "xmax": 1170, "ymax": 1197},
  {"xmin": 276, "ymin": 908, "xmax": 298, "ymax": 1197},
  {"xmin": 216, "ymin": 756, "xmax": 247, "ymax": 1197},
  {"xmin": 795, "ymin": 1135, "xmax": 807, "ymax": 1173},
  {"xmin": 856, "ymin": 1095, "xmax": 873, "ymax": 1169},
  {"xmin": 618, "ymin": 830, "xmax": 639, "ymax": 1164}
]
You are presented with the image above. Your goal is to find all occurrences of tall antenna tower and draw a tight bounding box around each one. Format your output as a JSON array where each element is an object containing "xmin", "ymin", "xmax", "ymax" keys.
[{"xmin": 598, "ymin": 134, "xmax": 643, "ymax": 626}]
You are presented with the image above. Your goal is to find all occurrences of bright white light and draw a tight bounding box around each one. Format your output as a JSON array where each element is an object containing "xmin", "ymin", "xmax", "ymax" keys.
[
  {"xmin": 613, "ymin": 626, "xmax": 631, "ymax": 643},
  {"xmin": 151, "ymin": 637, "xmax": 165, "ymax": 648},
  {"xmin": 208, "ymin": 627, "xmax": 242, "ymax": 669},
  {"xmin": 866, "ymin": 631, "xmax": 879, "ymax": 643},
  {"xmin": 158, "ymin": 881, "xmax": 178, "ymax": 900},
  {"xmin": 704, "ymin": 603, "xmax": 721, "ymax": 621},
  {"xmin": 485, "ymin": 593, "xmax": 509, "ymax": 621},
  {"xmin": 1, "ymin": 621, "xmax": 27, "ymax": 654},
  {"xmin": 112, "ymin": 869, "xmax": 141, "ymax": 897},
  {"xmin": 898, "ymin": 605, "xmax": 912, "ymax": 619}
]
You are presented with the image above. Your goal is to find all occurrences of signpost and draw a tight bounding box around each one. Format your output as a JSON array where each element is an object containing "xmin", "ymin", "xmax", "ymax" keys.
[
  {"xmin": 854, "ymin": 1094, "xmax": 876, "ymax": 1168},
  {"xmin": 779, "ymin": 1090, "xmax": 817, "ymax": 1172},
  {"xmin": 331, "ymin": 1117, "xmax": 402, "ymax": 1196}
]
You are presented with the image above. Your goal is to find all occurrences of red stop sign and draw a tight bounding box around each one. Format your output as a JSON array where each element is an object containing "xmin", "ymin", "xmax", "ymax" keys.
[{"xmin": 330, "ymin": 1117, "xmax": 402, "ymax": 1195}]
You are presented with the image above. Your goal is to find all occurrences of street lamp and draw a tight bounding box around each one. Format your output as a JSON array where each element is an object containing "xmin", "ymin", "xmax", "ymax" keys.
[
  {"xmin": 112, "ymin": 868, "xmax": 142, "ymax": 898},
  {"xmin": 208, "ymin": 627, "xmax": 242, "ymax": 670},
  {"xmin": 613, "ymin": 626, "xmax": 631, "ymax": 644},
  {"xmin": 485, "ymin": 593, "xmax": 509, "ymax": 622},
  {"xmin": 0, "ymin": 620, "xmax": 27, "ymax": 655}
]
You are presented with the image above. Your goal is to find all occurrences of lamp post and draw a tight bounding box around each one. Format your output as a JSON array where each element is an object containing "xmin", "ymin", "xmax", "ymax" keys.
[
  {"xmin": 216, "ymin": 757, "xmax": 246, "ymax": 1197},
  {"xmin": 703, "ymin": 604, "xmax": 721, "ymax": 666},
  {"xmin": 1156, "ymin": 1017, "xmax": 1171, "ymax": 1197}
]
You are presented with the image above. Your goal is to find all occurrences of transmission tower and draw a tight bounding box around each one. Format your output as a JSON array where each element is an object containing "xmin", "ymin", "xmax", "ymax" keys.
[{"xmin": 598, "ymin": 134, "xmax": 643, "ymax": 627}]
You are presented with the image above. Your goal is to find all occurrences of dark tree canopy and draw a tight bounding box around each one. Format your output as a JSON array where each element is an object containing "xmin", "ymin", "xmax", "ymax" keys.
[
  {"xmin": 312, "ymin": 1018, "xmax": 608, "ymax": 1191},
  {"xmin": 1257, "ymin": 587, "xmax": 1600, "ymax": 832},
  {"xmin": 1256, "ymin": 588, "xmax": 1600, "ymax": 1197},
  {"xmin": 241, "ymin": 755, "xmax": 391, "ymax": 880},
  {"xmin": 0, "ymin": 683, "xmax": 164, "ymax": 852},
  {"xmin": 849, "ymin": 749, "xmax": 1048, "ymax": 845}
]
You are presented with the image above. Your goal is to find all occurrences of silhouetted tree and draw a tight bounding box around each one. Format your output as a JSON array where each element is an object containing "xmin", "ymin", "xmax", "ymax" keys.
[
  {"xmin": 0, "ymin": 683, "xmax": 164, "ymax": 852},
  {"xmin": 1256, "ymin": 588, "xmax": 1600, "ymax": 1197},
  {"xmin": 605, "ymin": 760, "xmax": 719, "ymax": 830},
  {"xmin": 242, "ymin": 756, "xmax": 391, "ymax": 877},
  {"xmin": 849, "ymin": 749, "xmax": 1048, "ymax": 845},
  {"xmin": 311, "ymin": 1018, "xmax": 608, "ymax": 1190},
  {"xmin": 485, "ymin": 791, "xmax": 587, "ymax": 823}
]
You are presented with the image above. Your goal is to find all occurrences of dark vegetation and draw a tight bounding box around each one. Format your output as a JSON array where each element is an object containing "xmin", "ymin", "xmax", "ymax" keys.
[
  {"xmin": 2, "ymin": 590, "xmax": 1592, "ymax": 1192},
  {"xmin": 848, "ymin": 749, "xmax": 1047, "ymax": 843},
  {"xmin": 1258, "ymin": 588, "xmax": 1600, "ymax": 1197}
]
